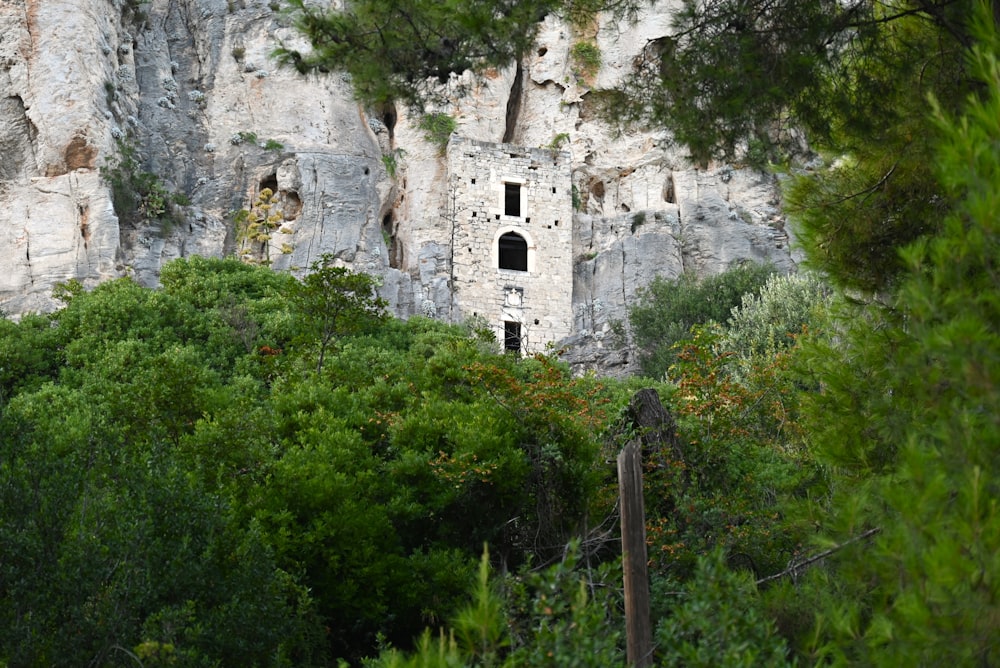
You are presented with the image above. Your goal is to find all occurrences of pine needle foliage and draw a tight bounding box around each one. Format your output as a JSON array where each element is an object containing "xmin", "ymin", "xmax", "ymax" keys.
[
  {"xmin": 795, "ymin": 8, "xmax": 1000, "ymax": 661},
  {"xmin": 274, "ymin": 0, "xmax": 561, "ymax": 108},
  {"xmin": 603, "ymin": 0, "xmax": 976, "ymax": 292}
]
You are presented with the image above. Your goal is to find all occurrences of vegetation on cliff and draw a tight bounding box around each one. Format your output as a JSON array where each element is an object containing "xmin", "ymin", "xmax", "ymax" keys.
[{"xmin": 1, "ymin": 0, "xmax": 998, "ymax": 665}]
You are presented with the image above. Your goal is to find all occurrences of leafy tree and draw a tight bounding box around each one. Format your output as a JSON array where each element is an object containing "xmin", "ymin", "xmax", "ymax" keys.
[
  {"xmin": 628, "ymin": 262, "xmax": 776, "ymax": 378},
  {"xmin": 718, "ymin": 270, "xmax": 832, "ymax": 380},
  {"xmin": 0, "ymin": 312, "xmax": 64, "ymax": 403},
  {"xmin": 642, "ymin": 327, "xmax": 818, "ymax": 588},
  {"xmin": 0, "ymin": 383, "xmax": 314, "ymax": 665},
  {"xmin": 290, "ymin": 254, "xmax": 388, "ymax": 372}
]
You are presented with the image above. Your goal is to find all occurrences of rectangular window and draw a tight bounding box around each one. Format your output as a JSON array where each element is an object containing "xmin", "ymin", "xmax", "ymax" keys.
[
  {"xmin": 504, "ymin": 183, "xmax": 521, "ymax": 217},
  {"xmin": 503, "ymin": 321, "xmax": 522, "ymax": 352}
]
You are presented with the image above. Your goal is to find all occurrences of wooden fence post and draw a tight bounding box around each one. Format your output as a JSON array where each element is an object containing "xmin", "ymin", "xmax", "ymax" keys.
[{"xmin": 618, "ymin": 439, "xmax": 652, "ymax": 667}]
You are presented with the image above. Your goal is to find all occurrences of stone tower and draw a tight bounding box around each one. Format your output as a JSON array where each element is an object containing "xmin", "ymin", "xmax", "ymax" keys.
[{"xmin": 447, "ymin": 136, "xmax": 574, "ymax": 354}]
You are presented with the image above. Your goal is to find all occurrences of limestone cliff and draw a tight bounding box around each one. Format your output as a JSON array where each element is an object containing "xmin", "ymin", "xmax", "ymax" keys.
[{"xmin": 0, "ymin": 0, "xmax": 798, "ymax": 374}]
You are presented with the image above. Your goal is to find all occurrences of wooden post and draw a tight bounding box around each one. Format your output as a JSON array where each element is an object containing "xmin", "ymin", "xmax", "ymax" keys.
[{"xmin": 618, "ymin": 440, "xmax": 652, "ymax": 667}]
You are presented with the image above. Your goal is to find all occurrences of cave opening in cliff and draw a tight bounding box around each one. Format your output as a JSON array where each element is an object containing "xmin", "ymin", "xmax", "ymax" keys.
[
  {"xmin": 664, "ymin": 173, "xmax": 676, "ymax": 203},
  {"xmin": 283, "ymin": 191, "xmax": 302, "ymax": 219},
  {"xmin": 380, "ymin": 103, "xmax": 397, "ymax": 142},
  {"xmin": 382, "ymin": 212, "xmax": 400, "ymax": 269},
  {"xmin": 259, "ymin": 174, "xmax": 278, "ymax": 194},
  {"xmin": 502, "ymin": 62, "xmax": 523, "ymax": 144}
]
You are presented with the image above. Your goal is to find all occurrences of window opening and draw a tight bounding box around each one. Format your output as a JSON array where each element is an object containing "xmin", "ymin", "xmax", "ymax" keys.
[
  {"xmin": 498, "ymin": 232, "xmax": 528, "ymax": 271},
  {"xmin": 504, "ymin": 183, "xmax": 521, "ymax": 217},
  {"xmin": 504, "ymin": 321, "xmax": 522, "ymax": 352}
]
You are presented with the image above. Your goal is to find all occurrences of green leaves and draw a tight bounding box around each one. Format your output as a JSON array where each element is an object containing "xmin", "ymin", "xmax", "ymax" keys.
[
  {"xmin": 275, "ymin": 0, "xmax": 561, "ymax": 108},
  {"xmin": 656, "ymin": 551, "xmax": 790, "ymax": 667},
  {"xmin": 628, "ymin": 262, "xmax": 776, "ymax": 379},
  {"xmin": 290, "ymin": 254, "xmax": 388, "ymax": 372},
  {"xmin": 789, "ymin": 8, "xmax": 1000, "ymax": 662},
  {"xmin": 419, "ymin": 113, "xmax": 458, "ymax": 153}
]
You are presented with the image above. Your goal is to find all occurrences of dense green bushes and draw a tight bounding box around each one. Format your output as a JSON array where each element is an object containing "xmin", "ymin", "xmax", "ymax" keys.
[
  {"xmin": 5, "ymin": 32, "xmax": 1000, "ymax": 657},
  {"xmin": 628, "ymin": 262, "xmax": 776, "ymax": 378},
  {"xmin": 0, "ymin": 259, "xmax": 625, "ymax": 664}
]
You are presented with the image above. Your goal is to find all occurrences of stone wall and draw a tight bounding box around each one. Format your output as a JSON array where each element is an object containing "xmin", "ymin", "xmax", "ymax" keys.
[
  {"xmin": 0, "ymin": 0, "xmax": 803, "ymax": 375},
  {"xmin": 448, "ymin": 137, "xmax": 574, "ymax": 353}
]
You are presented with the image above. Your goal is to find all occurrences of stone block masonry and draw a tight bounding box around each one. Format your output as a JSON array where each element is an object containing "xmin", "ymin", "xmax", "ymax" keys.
[{"xmin": 447, "ymin": 136, "xmax": 574, "ymax": 354}]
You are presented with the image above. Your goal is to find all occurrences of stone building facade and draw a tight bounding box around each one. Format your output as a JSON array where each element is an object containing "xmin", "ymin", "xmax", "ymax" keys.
[{"xmin": 447, "ymin": 136, "xmax": 574, "ymax": 354}]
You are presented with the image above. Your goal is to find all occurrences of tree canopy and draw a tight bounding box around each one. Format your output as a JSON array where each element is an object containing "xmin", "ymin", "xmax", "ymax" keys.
[
  {"xmin": 277, "ymin": 0, "xmax": 992, "ymax": 292},
  {"xmin": 2, "ymin": 0, "xmax": 999, "ymax": 664}
]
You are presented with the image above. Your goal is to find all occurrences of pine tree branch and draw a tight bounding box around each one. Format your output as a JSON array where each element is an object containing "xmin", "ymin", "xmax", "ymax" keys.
[{"xmin": 756, "ymin": 527, "xmax": 882, "ymax": 587}]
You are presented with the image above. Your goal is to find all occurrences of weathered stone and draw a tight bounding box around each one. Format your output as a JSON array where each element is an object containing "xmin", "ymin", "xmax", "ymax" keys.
[{"xmin": 0, "ymin": 0, "xmax": 798, "ymax": 376}]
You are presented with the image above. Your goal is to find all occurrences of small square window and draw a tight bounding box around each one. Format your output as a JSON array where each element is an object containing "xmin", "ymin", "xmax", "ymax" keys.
[{"xmin": 504, "ymin": 183, "xmax": 521, "ymax": 217}]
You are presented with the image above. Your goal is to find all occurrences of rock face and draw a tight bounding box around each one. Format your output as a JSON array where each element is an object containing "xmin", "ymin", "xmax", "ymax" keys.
[{"xmin": 0, "ymin": 0, "xmax": 798, "ymax": 374}]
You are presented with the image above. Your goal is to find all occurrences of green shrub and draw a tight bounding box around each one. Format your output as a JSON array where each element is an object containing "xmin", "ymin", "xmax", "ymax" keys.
[
  {"xmin": 628, "ymin": 262, "xmax": 776, "ymax": 379},
  {"xmin": 419, "ymin": 113, "xmax": 457, "ymax": 153},
  {"xmin": 656, "ymin": 551, "xmax": 791, "ymax": 667},
  {"xmin": 382, "ymin": 148, "xmax": 407, "ymax": 178},
  {"xmin": 548, "ymin": 132, "xmax": 570, "ymax": 149},
  {"xmin": 100, "ymin": 138, "xmax": 180, "ymax": 232},
  {"xmin": 570, "ymin": 41, "xmax": 601, "ymax": 79},
  {"xmin": 719, "ymin": 270, "xmax": 832, "ymax": 378}
]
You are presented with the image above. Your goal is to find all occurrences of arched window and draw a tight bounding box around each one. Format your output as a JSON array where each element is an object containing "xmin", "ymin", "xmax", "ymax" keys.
[{"xmin": 498, "ymin": 232, "xmax": 528, "ymax": 271}]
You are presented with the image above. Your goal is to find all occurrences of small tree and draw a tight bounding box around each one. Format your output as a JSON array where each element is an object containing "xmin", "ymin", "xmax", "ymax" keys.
[
  {"xmin": 796, "ymin": 14, "xmax": 1000, "ymax": 662},
  {"xmin": 628, "ymin": 263, "xmax": 776, "ymax": 378},
  {"xmin": 290, "ymin": 255, "xmax": 387, "ymax": 372}
]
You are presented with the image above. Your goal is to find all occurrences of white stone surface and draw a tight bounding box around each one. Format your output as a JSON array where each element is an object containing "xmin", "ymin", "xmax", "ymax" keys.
[
  {"xmin": 448, "ymin": 137, "xmax": 574, "ymax": 352},
  {"xmin": 0, "ymin": 0, "xmax": 798, "ymax": 374}
]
